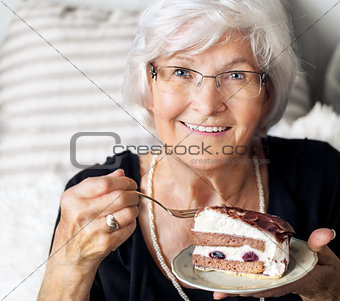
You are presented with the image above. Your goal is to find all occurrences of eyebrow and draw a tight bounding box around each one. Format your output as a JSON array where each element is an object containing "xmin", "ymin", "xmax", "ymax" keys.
[
  {"xmin": 168, "ymin": 56, "xmax": 256, "ymax": 70},
  {"xmin": 223, "ymin": 58, "xmax": 256, "ymax": 70},
  {"xmin": 168, "ymin": 54, "xmax": 195, "ymax": 64}
]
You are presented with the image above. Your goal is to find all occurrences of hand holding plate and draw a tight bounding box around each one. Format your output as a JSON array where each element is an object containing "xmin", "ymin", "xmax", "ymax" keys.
[{"xmin": 213, "ymin": 228, "xmax": 339, "ymax": 300}]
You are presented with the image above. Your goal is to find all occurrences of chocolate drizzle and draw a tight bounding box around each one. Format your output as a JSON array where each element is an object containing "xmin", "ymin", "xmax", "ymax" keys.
[{"xmin": 196, "ymin": 205, "xmax": 295, "ymax": 243}]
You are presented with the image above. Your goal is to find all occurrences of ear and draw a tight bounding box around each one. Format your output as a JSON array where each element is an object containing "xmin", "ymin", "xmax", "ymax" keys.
[
  {"xmin": 145, "ymin": 67, "xmax": 155, "ymax": 112},
  {"xmin": 260, "ymin": 78, "xmax": 273, "ymax": 118}
]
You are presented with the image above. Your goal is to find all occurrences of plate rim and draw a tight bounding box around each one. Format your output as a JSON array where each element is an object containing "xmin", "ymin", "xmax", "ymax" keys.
[{"xmin": 171, "ymin": 237, "xmax": 318, "ymax": 294}]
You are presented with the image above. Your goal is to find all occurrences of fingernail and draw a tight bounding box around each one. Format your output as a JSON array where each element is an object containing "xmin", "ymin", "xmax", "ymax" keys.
[{"xmin": 331, "ymin": 229, "xmax": 336, "ymax": 240}]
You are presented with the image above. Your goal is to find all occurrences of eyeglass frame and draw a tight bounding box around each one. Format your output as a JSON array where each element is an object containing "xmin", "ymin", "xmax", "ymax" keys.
[{"xmin": 149, "ymin": 62, "xmax": 267, "ymax": 97}]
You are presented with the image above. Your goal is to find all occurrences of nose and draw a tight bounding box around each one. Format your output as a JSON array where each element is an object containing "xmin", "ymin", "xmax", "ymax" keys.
[{"xmin": 191, "ymin": 77, "xmax": 227, "ymax": 116}]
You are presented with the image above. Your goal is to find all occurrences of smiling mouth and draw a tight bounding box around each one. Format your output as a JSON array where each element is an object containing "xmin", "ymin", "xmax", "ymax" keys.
[{"xmin": 181, "ymin": 121, "xmax": 231, "ymax": 133}]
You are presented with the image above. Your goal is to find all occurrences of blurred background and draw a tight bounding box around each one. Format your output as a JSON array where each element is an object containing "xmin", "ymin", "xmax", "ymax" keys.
[
  {"xmin": 1, "ymin": 0, "xmax": 340, "ymax": 109},
  {"xmin": 0, "ymin": 0, "xmax": 339, "ymax": 300}
]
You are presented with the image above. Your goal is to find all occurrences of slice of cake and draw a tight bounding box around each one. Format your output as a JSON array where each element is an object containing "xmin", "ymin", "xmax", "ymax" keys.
[{"xmin": 191, "ymin": 206, "xmax": 295, "ymax": 278}]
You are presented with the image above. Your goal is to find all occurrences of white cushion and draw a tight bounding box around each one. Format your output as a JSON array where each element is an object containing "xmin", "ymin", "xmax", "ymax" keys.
[
  {"xmin": 0, "ymin": 0, "xmax": 158, "ymax": 184},
  {"xmin": 269, "ymin": 102, "xmax": 340, "ymax": 151},
  {"xmin": 324, "ymin": 42, "xmax": 340, "ymax": 113}
]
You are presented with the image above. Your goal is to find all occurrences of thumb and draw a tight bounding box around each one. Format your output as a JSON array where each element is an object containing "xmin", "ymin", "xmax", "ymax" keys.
[
  {"xmin": 213, "ymin": 292, "xmax": 233, "ymax": 300},
  {"xmin": 108, "ymin": 169, "xmax": 125, "ymax": 177},
  {"xmin": 307, "ymin": 228, "xmax": 336, "ymax": 264}
]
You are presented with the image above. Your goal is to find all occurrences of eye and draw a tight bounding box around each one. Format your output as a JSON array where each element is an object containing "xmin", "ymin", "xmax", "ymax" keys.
[
  {"xmin": 173, "ymin": 68, "xmax": 191, "ymax": 78},
  {"xmin": 230, "ymin": 72, "xmax": 245, "ymax": 80}
]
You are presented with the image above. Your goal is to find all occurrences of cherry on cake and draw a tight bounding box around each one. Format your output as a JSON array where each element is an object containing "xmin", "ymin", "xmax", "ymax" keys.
[{"xmin": 191, "ymin": 206, "xmax": 295, "ymax": 278}]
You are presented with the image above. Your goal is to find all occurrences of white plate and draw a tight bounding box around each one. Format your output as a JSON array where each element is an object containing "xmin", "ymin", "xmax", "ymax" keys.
[{"xmin": 171, "ymin": 238, "xmax": 317, "ymax": 294}]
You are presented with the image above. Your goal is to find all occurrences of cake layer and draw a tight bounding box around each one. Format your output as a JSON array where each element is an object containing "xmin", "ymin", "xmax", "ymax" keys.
[
  {"xmin": 192, "ymin": 231, "xmax": 265, "ymax": 251},
  {"xmin": 192, "ymin": 241, "xmax": 289, "ymax": 277},
  {"xmin": 193, "ymin": 254, "xmax": 264, "ymax": 274},
  {"xmin": 193, "ymin": 245, "xmax": 265, "ymax": 262}
]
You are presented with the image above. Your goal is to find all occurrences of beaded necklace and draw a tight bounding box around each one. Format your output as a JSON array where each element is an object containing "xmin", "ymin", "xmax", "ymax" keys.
[{"xmin": 146, "ymin": 155, "xmax": 265, "ymax": 301}]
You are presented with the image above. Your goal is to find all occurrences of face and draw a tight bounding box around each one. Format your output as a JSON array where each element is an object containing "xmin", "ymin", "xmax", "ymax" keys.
[{"xmin": 147, "ymin": 32, "xmax": 271, "ymax": 169}]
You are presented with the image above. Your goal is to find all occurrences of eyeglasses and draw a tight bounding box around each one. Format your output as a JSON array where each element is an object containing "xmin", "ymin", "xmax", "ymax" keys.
[{"xmin": 150, "ymin": 63, "xmax": 267, "ymax": 99}]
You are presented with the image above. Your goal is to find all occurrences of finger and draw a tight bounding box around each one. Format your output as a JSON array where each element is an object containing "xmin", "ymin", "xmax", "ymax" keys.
[
  {"xmin": 110, "ymin": 220, "xmax": 137, "ymax": 250},
  {"xmin": 94, "ymin": 190, "xmax": 140, "ymax": 217},
  {"xmin": 102, "ymin": 206, "xmax": 139, "ymax": 233},
  {"xmin": 213, "ymin": 291, "xmax": 236, "ymax": 299},
  {"xmin": 71, "ymin": 190, "xmax": 138, "ymax": 222},
  {"xmin": 239, "ymin": 285, "xmax": 294, "ymax": 298},
  {"xmin": 308, "ymin": 228, "xmax": 337, "ymax": 264},
  {"xmin": 308, "ymin": 228, "xmax": 335, "ymax": 252},
  {"xmin": 107, "ymin": 169, "xmax": 125, "ymax": 177},
  {"xmin": 69, "ymin": 171, "xmax": 138, "ymax": 198},
  {"xmin": 61, "ymin": 189, "xmax": 139, "ymax": 227},
  {"xmin": 73, "ymin": 205, "xmax": 138, "ymax": 237},
  {"xmin": 81, "ymin": 220, "xmax": 137, "ymax": 258}
]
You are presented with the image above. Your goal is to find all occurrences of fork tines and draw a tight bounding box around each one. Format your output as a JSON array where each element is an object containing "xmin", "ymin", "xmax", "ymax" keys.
[{"xmin": 169, "ymin": 209, "xmax": 198, "ymax": 218}]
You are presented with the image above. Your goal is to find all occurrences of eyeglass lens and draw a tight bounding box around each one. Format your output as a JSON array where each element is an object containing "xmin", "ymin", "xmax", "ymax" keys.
[{"xmin": 155, "ymin": 67, "xmax": 262, "ymax": 98}]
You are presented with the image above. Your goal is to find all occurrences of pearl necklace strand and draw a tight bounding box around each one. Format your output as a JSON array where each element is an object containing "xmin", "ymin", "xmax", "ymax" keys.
[{"xmin": 147, "ymin": 155, "xmax": 265, "ymax": 301}]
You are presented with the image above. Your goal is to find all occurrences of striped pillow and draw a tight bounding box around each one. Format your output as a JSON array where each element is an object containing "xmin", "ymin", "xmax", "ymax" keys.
[{"xmin": 0, "ymin": 0, "xmax": 157, "ymax": 182}]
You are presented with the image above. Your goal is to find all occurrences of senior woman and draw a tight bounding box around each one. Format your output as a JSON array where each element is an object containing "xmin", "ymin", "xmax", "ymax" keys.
[{"xmin": 38, "ymin": 0, "xmax": 339, "ymax": 300}]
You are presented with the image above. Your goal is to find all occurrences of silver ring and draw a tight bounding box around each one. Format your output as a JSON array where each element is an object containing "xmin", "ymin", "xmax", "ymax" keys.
[{"xmin": 106, "ymin": 214, "xmax": 120, "ymax": 232}]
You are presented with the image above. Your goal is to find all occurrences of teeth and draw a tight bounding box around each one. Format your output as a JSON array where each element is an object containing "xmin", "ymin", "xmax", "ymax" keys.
[
  {"xmin": 185, "ymin": 123, "xmax": 197, "ymax": 130},
  {"xmin": 184, "ymin": 122, "xmax": 228, "ymax": 132}
]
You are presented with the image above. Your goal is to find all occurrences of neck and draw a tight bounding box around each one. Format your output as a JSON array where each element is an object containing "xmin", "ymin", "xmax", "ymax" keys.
[{"xmin": 154, "ymin": 152, "xmax": 255, "ymax": 210}]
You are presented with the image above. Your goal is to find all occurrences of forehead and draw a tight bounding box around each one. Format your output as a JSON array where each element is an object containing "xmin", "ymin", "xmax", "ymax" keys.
[{"xmin": 158, "ymin": 32, "xmax": 258, "ymax": 70}]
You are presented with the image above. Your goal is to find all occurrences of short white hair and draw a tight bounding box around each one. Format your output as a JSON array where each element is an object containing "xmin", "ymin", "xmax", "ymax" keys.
[{"xmin": 122, "ymin": 0, "xmax": 299, "ymax": 135}]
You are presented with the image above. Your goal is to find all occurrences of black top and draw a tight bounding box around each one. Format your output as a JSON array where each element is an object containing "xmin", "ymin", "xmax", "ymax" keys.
[{"xmin": 52, "ymin": 136, "xmax": 340, "ymax": 301}]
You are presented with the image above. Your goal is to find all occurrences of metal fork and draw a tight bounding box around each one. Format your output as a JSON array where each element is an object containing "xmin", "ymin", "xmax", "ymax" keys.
[{"xmin": 136, "ymin": 191, "xmax": 198, "ymax": 218}]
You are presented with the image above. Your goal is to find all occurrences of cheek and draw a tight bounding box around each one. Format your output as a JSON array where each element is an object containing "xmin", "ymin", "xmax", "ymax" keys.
[
  {"xmin": 153, "ymin": 92, "xmax": 187, "ymax": 121},
  {"xmin": 236, "ymin": 102, "xmax": 263, "ymax": 127}
]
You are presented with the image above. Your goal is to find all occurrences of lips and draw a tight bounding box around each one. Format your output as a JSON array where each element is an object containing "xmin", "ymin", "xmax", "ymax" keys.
[{"xmin": 182, "ymin": 121, "xmax": 231, "ymax": 133}]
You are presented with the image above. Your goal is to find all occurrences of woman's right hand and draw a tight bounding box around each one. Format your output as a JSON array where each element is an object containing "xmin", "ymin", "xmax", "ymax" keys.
[
  {"xmin": 38, "ymin": 169, "xmax": 139, "ymax": 300},
  {"xmin": 53, "ymin": 168, "xmax": 138, "ymax": 267}
]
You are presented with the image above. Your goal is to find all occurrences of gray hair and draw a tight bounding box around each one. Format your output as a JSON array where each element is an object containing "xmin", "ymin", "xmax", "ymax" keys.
[{"xmin": 122, "ymin": 0, "xmax": 299, "ymax": 135}]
